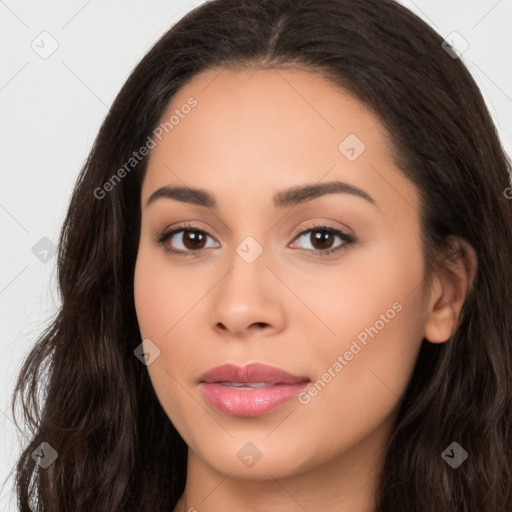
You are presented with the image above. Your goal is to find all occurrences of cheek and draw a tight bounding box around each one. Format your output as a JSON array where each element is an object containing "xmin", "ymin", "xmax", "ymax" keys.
[
  {"xmin": 133, "ymin": 241, "xmax": 211, "ymax": 407},
  {"xmin": 298, "ymin": 245, "xmax": 426, "ymax": 435},
  {"xmin": 292, "ymin": 292, "xmax": 425, "ymax": 470},
  {"xmin": 286, "ymin": 225, "xmax": 424, "ymax": 352},
  {"xmin": 134, "ymin": 255, "xmax": 169, "ymax": 342},
  {"xmin": 133, "ymin": 249, "xmax": 192, "ymax": 430},
  {"xmin": 133, "ymin": 241, "xmax": 204, "ymax": 340}
]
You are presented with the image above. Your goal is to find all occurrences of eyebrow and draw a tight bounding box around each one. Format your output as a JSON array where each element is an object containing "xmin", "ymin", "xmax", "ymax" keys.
[{"xmin": 145, "ymin": 180, "xmax": 376, "ymax": 209}]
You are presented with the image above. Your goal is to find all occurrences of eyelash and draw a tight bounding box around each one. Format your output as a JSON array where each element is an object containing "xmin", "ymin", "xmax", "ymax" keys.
[{"xmin": 155, "ymin": 221, "xmax": 356, "ymax": 257}]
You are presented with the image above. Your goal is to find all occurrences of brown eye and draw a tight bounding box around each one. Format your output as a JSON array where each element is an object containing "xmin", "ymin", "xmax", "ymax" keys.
[
  {"xmin": 157, "ymin": 224, "xmax": 220, "ymax": 256},
  {"xmin": 177, "ymin": 229, "xmax": 207, "ymax": 250},
  {"xmin": 308, "ymin": 230, "xmax": 337, "ymax": 251},
  {"xmin": 290, "ymin": 225, "xmax": 356, "ymax": 255},
  {"xmin": 156, "ymin": 222, "xmax": 355, "ymax": 257}
]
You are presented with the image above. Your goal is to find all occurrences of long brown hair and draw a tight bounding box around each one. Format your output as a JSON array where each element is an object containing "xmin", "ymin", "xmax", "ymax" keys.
[{"xmin": 9, "ymin": 0, "xmax": 512, "ymax": 510}]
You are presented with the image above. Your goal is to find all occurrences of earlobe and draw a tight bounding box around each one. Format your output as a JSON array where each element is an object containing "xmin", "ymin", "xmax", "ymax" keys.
[{"xmin": 423, "ymin": 236, "xmax": 478, "ymax": 344}]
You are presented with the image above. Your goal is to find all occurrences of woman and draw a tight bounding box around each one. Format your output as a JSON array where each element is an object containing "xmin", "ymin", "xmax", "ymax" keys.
[{"xmin": 11, "ymin": 0, "xmax": 512, "ymax": 510}]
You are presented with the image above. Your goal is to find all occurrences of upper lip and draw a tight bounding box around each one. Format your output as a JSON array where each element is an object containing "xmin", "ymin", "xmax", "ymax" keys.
[{"xmin": 199, "ymin": 363, "xmax": 310, "ymax": 385}]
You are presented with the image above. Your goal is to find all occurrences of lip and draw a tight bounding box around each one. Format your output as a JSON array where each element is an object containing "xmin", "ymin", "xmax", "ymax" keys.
[
  {"xmin": 199, "ymin": 362, "xmax": 309, "ymax": 385},
  {"xmin": 199, "ymin": 363, "xmax": 310, "ymax": 417}
]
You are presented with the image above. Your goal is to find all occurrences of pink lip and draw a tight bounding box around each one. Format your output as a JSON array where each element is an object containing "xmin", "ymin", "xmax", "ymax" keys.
[{"xmin": 199, "ymin": 363, "xmax": 310, "ymax": 417}]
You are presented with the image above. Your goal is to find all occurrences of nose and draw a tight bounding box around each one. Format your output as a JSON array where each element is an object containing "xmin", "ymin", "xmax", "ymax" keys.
[{"xmin": 209, "ymin": 246, "xmax": 286, "ymax": 340}]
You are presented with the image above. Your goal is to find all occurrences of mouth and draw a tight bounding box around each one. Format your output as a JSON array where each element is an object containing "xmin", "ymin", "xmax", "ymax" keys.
[
  {"xmin": 214, "ymin": 382, "xmax": 290, "ymax": 388},
  {"xmin": 198, "ymin": 362, "xmax": 310, "ymax": 385},
  {"xmin": 198, "ymin": 363, "xmax": 310, "ymax": 416}
]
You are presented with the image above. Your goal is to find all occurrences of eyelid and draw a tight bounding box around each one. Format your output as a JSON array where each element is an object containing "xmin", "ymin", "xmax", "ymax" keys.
[{"xmin": 289, "ymin": 219, "xmax": 353, "ymax": 240}]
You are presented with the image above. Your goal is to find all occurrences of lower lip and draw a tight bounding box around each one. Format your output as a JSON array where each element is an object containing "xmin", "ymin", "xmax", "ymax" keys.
[{"xmin": 200, "ymin": 382, "xmax": 309, "ymax": 417}]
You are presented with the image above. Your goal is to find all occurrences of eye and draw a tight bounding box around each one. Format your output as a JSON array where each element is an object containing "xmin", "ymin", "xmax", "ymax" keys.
[
  {"xmin": 289, "ymin": 222, "xmax": 356, "ymax": 255},
  {"xmin": 156, "ymin": 222, "xmax": 219, "ymax": 256},
  {"xmin": 155, "ymin": 221, "xmax": 356, "ymax": 257}
]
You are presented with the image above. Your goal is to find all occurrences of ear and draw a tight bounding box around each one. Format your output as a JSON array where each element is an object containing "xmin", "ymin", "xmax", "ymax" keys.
[{"xmin": 423, "ymin": 236, "xmax": 478, "ymax": 344}]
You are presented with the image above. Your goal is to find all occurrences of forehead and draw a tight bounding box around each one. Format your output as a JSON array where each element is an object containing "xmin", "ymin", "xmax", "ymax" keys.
[{"xmin": 141, "ymin": 66, "xmax": 419, "ymax": 216}]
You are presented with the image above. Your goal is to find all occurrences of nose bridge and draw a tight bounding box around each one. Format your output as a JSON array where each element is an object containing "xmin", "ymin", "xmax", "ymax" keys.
[
  {"xmin": 234, "ymin": 233, "xmax": 266, "ymax": 266},
  {"xmin": 223, "ymin": 231, "xmax": 270, "ymax": 298},
  {"xmin": 209, "ymin": 229, "xmax": 285, "ymax": 335}
]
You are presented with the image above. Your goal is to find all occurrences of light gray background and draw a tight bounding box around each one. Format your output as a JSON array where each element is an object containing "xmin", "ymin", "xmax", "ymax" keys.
[{"xmin": 1, "ymin": 1, "xmax": 511, "ymax": 510}]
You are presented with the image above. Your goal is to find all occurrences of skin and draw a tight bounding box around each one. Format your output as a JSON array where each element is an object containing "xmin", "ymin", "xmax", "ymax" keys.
[{"xmin": 134, "ymin": 67, "xmax": 476, "ymax": 512}]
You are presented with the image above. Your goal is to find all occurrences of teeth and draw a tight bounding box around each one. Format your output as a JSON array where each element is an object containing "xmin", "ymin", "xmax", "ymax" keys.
[{"xmin": 218, "ymin": 382, "xmax": 275, "ymax": 388}]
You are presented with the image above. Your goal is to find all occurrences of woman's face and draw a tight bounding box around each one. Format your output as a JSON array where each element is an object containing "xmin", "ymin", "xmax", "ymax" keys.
[{"xmin": 134, "ymin": 67, "xmax": 433, "ymax": 482}]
